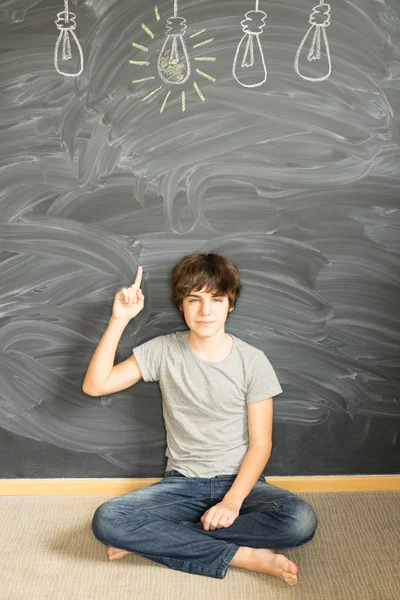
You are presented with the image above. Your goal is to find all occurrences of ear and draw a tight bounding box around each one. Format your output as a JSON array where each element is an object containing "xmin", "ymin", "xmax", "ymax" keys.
[{"xmin": 229, "ymin": 305, "xmax": 234, "ymax": 313}]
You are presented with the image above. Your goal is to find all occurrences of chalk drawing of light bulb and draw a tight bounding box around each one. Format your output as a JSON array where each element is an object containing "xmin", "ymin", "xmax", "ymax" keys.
[
  {"xmin": 54, "ymin": 0, "xmax": 84, "ymax": 77},
  {"xmin": 157, "ymin": 0, "xmax": 191, "ymax": 84},
  {"xmin": 294, "ymin": 1, "xmax": 331, "ymax": 82},
  {"xmin": 130, "ymin": 6, "xmax": 216, "ymax": 113},
  {"xmin": 233, "ymin": 0, "xmax": 267, "ymax": 88}
]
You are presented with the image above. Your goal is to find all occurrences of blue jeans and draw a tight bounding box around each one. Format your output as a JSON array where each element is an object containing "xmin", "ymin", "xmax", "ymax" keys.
[{"xmin": 92, "ymin": 469, "xmax": 318, "ymax": 579}]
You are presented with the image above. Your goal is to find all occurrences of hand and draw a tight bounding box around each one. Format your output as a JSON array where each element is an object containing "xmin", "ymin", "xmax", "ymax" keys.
[
  {"xmin": 112, "ymin": 266, "xmax": 144, "ymax": 321},
  {"xmin": 200, "ymin": 500, "xmax": 240, "ymax": 531}
]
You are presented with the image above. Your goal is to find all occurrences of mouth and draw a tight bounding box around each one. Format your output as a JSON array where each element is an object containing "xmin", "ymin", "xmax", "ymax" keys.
[{"xmin": 197, "ymin": 322, "xmax": 215, "ymax": 325}]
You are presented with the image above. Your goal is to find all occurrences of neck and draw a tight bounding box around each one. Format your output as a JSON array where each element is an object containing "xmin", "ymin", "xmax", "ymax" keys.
[{"xmin": 188, "ymin": 327, "xmax": 232, "ymax": 361}]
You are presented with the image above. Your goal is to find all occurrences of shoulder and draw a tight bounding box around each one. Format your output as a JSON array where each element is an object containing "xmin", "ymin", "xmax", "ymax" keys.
[
  {"xmin": 234, "ymin": 336, "xmax": 282, "ymax": 399},
  {"xmin": 162, "ymin": 330, "xmax": 188, "ymax": 345},
  {"xmin": 143, "ymin": 330, "xmax": 187, "ymax": 349},
  {"xmin": 233, "ymin": 336, "xmax": 276, "ymax": 376},
  {"xmin": 233, "ymin": 335, "xmax": 267, "ymax": 361}
]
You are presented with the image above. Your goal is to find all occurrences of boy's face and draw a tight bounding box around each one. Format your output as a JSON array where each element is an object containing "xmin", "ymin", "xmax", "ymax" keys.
[{"xmin": 181, "ymin": 287, "xmax": 233, "ymax": 337}]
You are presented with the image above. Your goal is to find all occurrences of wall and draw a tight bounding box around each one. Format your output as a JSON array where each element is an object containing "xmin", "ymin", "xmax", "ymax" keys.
[{"xmin": 0, "ymin": 0, "xmax": 399, "ymax": 478}]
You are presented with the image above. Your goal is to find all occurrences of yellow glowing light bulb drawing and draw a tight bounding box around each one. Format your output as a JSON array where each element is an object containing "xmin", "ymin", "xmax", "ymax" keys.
[
  {"xmin": 157, "ymin": 0, "xmax": 191, "ymax": 84},
  {"xmin": 129, "ymin": 5, "xmax": 217, "ymax": 114}
]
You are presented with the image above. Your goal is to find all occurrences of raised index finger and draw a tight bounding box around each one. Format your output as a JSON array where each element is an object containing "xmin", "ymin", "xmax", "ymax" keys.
[{"xmin": 133, "ymin": 265, "xmax": 143, "ymax": 288}]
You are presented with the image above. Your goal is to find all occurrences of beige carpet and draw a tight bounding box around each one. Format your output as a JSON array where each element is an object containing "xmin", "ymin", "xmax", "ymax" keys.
[{"xmin": 1, "ymin": 491, "xmax": 399, "ymax": 600}]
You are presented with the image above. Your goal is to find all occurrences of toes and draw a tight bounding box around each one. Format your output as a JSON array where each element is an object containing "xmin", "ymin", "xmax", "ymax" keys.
[
  {"xmin": 285, "ymin": 571, "xmax": 298, "ymax": 585},
  {"xmin": 284, "ymin": 560, "xmax": 298, "ymax": 585},
  {"xmin": 287, "ymin": 559, "xmax": 298, "ymax": 574}
]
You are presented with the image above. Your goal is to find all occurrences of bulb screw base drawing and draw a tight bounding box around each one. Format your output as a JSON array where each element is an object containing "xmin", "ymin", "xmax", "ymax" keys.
[
  {"xmin": 240, "ymin": 9, "xmax": 267, "ymax": 35},
  {"xmin": 309, "ymin": 2, "xmax": 330, "ymax": 28},
  {"xmin": 164, "ymin": 15, "xmax": 187, "ymax": 36}
]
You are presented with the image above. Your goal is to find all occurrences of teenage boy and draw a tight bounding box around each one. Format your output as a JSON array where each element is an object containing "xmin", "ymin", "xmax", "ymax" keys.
[{"xmin": 83, "ymin": 253, "xmax": 317, "ymax": 584}]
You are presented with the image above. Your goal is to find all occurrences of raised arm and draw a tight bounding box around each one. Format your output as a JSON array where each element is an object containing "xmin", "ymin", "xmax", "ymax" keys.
[{"xmin": 82, "ymin": 266, "xmax": 145, "ymax": 397}]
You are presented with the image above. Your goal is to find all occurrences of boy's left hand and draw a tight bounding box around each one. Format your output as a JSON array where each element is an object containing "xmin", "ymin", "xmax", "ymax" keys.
[{"xmin": 200, "ymin": 500, "xmax": 240, "ymax": 530}]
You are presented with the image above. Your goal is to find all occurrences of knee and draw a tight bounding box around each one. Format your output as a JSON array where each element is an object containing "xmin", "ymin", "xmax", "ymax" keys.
[
  {"xmin": 92, "ymin": 500, "xmax": 123, "ymax": 546},
  {"xmin": 287, "ymin": 496, "xmax": 318, "ymax": 546}
]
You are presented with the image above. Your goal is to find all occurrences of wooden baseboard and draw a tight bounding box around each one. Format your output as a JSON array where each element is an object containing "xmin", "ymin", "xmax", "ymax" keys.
[{"xmin": 1, "ymin": 475, "xmax": 399, "ymax": 495}]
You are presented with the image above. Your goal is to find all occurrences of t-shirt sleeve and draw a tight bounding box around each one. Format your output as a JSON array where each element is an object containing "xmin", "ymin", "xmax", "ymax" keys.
[
  {"xmin": 132, "ymin": 335, "xmax": 164, "ymax": 382},
  {"xmin": 246, "ymin": 350, "xmax": 283, "ymax": 403}
]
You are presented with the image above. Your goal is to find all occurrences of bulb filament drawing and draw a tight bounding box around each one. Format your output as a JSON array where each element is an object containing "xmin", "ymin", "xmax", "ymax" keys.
[
  {"xmin": 157, "ymin": 0, "xmax": 191, "ymax": 84},
  {"xmin": 54, "ymin": 0, "xmax": 84, "ymax": 77},
  {"xmin": 294, "ymin": 1, "xmax": 331, "ymax": 82},
  {"xmin": 233, "ymin": 0, "xmax": 267, "ymax": 88}
]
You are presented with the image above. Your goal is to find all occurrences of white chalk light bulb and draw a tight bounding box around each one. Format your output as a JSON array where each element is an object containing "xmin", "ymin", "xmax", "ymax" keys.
[
  {"xmin": 54, "ymin": 0, "xmax": 83, "ymax": 77},
  {"xmin": 157, "ymin": 0, "xmax": 191, "ymax": 85},
  {"xmin": 233, "ymin": 5, "xmax": 267, "ymax": 88},
  {"xmin": 295, "ymin": 1, "xmax": 331, "ymax": 82}
]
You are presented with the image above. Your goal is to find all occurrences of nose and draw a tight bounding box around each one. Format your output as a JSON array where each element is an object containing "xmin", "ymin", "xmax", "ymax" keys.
[{"xmin": 199, "ymin": 301, "xmax": 212, "ymax": 316}]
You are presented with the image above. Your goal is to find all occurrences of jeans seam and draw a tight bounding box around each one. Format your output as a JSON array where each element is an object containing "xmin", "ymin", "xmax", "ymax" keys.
[{"xmin": 218, "ymin": 543, "xmax": 241, "ymax": 578}]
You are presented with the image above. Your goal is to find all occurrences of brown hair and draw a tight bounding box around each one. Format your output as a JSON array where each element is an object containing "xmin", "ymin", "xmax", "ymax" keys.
[{"xmin": 171, "ymin": 253, "xmax": 242, "ymax": 315}]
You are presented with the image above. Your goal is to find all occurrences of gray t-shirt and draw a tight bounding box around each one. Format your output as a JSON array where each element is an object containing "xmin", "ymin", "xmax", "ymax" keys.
[{"xmin": 132, "ymin": 330, "xmax": 283, "ymax": 478}]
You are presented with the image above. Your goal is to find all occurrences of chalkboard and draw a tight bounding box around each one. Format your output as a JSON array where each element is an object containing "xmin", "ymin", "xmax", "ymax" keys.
[{"xmin": 0, "ymin": 0, "xmax": 399, "ymax": 479}]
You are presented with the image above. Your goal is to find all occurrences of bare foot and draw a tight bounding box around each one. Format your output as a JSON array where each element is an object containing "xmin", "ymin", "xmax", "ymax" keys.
[
  {"xmin": 107, "ymin": 546, "xmax": 134, "ymax": 561},
  {"xmin": 230, "ymin": 547, "xmax": 298, "ymax": 585}
]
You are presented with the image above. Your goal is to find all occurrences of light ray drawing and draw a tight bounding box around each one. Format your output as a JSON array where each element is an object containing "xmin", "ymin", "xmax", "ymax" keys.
[
  {"xmin": 233, "ymin": 0, "xmax": 267, "ymax": 88},
  {"xmin": 130, "ymin": 4, "xmax": 217, "ymax": 114},
  {"xmin": 54, "ymin": 0, "xmax": 84, "ymax": 77},
  {"xmin": 294, "ymin": 1, "xmax": 331, "ymax": 82}
]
